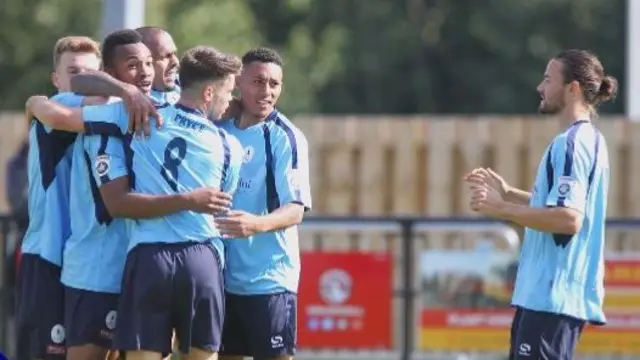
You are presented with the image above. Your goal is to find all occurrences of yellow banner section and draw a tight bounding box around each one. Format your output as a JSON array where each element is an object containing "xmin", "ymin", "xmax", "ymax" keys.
[
  {"xmin": 420, "ymin": 329, "xmax": 640, "ymax": 355},
  {"xmin": 604, "ymin": 292, "xmax": 640, "ymax": 311}
]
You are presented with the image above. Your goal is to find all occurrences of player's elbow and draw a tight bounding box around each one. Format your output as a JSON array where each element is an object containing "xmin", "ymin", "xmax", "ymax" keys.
[
  {"xmin": 48, "ymin": 112, "xmax": 73, "ymax": 130},
  {"xmin": 99, "ymin": 178, "xmax": 130, "ymax": 217},
  {"xmin": 69, "ymin": 74, "xmax": 85, "ymax": 93},
  {"xmin": 70, "ymin": 71, "xmax": 100, "ymax": 95},
  {"xmin": 103, "ymin": 196, "xmax": 127, "ymax": 218},
  {"xmin": 291, "ymin": 208, "xmax": 304, "ymax": 225},
  {"xmin": 555, "ymin": 208, "xmax": 584, "ymax": 235},
  {"xmin": 290, "ymin": 204, "xmax": 306, "ymax": 227}
]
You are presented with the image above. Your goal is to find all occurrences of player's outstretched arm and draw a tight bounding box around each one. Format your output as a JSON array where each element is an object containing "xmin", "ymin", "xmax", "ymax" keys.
[
  {"xmin": 71, "ymin": 71, "xmax": 163, "ymax": 136},
  {"xmin": 26, "ymin": 95, "xmax": 85, "ymax": 133},
  {"xmin": 99, "ymin": 177, "xmax": 232, "ymax": 219}
]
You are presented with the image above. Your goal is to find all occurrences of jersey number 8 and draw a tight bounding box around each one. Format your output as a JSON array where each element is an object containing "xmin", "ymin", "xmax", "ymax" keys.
[{"xmin": 160, "ymin": 137, "xmax": 187, "ymax": 191}]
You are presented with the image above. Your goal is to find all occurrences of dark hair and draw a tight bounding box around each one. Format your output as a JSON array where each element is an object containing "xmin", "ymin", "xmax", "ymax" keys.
[
  {"xmin": 554, "ymin": 49, "xmax": 618, "ymax": 106},
  {"xmin": 101, "ymin": 29, "xmax": 142, "ymax": 69},
  {"xmin": 179, "ymin": 46, "xmax": 242, "ymax": 89},
  {"xmin": 241, "ymin": 47, "xmax": 283, "ymax": 67}
]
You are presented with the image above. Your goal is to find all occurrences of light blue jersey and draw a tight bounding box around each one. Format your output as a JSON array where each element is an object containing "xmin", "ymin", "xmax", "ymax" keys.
[
  {"xmin": 22, "ymin": 92, "xmax": 84, "ymax": 266},
  {"xmin": 151, "ymin": 85, "xmax": 180, "ymax": 106},
  {"xmin": 61, "ymin": 126, "xmax": 129, "ymax": 293},
  {"xmin": 82, "ymin": 102, "xmax": 243, "ymax": 266},
  {"xmin": 218, "ymin": 110, "xmax": 312, "ymax": 295},
  {"xmin": 511, "ymin": 119, "xmax": 609, "ymax": 324}
]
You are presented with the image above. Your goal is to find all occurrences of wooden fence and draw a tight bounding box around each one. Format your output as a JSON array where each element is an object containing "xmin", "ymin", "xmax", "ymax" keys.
[
  {"xmin": 2, "ymin": 114, "xmax": 639, "ymax": 226},
  {"xmin": 294, "ymin": 116, "xmax": 635, "ymax": 217},
  {"xmin": 3, "ymin": 114, "xmax": 640, "ymax": 250},
  {"xmin": 291, "ymin": 115, "xmax": 640, "ymax": 252},
  {"xmin": 1, "ymin": 114, "xmax": 637, "ymax": 216}
]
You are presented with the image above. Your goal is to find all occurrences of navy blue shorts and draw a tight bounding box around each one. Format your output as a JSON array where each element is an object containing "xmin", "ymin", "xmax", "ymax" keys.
[
  {"xmin": 113, "ymin": 242, "xmax": 224, "ymax": 355},
  {"xmin": 64, "ymin": 286, "xmax": 119, "ymax": 349},
  {"xmin": 16, "ymin": 254, "xmax": 66, "ymax": 360},
  {"xmin": 221, "ymin": 291, "xmax": 297, "ymax": 358},
  {"xmin": 509, "ymin": 307, "xmax": 585, "ymax": 360}
]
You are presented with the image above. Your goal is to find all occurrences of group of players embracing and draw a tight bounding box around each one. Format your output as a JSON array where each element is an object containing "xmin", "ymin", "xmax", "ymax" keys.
[{"xmin": 19, "ymin": 26, "xmax": 310, "ymax": 360}]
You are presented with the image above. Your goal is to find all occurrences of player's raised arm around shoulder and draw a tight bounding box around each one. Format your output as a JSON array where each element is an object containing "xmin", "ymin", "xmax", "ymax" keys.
[
  {"xmin": 70, "ymin": 70, "xmax": 130, "ymax": 98},
  {"xmin": 82, "ymin": 101, "xmax": 129, "ymax": 136},
  {"xmin": 71, "ymin": 71, "xmax": 163, "ymax": 136},
  {"xmin": 26, "ymin": 95, "xmax": 85, "ymax": 133}
]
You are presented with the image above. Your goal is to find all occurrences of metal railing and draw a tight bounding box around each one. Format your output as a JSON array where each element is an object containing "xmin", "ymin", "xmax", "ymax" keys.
[
  {"xmin": 298, "ymin": 216, "xmax": 520, "ymax": 360},
  {"xmin": 0, "ymin": 215, "xmax": 638, "ymax": 360}
]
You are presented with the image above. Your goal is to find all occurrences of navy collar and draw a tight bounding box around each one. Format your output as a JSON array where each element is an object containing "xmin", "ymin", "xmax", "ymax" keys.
[{"xmin": 175, "ymin": 103, "xmax": 205, "ymax": 117}]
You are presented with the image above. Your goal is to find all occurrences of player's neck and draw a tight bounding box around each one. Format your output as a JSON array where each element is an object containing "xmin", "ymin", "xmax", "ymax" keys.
[
  {"xmin": 559, "ymin": 103, "xmax": 591, "ymax": 128},
  {"xmin": 236, "ymin": 112, "xmax": 265, "ymax": 129},
  {"xmin": 176, "ymin": 98, "xmax": 206, "ymax": 116}
]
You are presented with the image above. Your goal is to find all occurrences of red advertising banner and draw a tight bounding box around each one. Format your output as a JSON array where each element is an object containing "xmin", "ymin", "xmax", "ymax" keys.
[{"xmin": 297, "ymin": 252, "xmax": 393, "ymax": 349}]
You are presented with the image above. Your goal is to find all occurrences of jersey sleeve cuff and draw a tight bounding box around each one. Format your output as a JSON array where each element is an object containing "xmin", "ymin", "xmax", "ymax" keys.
[
  {"xmin": 97, "ymin": 172, "xmax": 127, "ymax": 187},
  {"xmin": 84, "ymin": 121, "xmax": 94, "ymax": 135},
  {"xmin": 292, "ymin": 200, "xmax": 312, "ymax": 212},
  {"xmin": 546, "ymin": 199, "xmax": 585, "ymax": 214}
]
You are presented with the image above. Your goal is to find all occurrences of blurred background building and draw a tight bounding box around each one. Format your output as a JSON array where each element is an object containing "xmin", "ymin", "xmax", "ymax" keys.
[{"xmin": 0, "ymin": 0, "xmax": 637, "ymax": 359}]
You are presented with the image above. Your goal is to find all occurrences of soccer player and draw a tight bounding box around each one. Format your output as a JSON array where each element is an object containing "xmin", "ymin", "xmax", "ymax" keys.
[
  {"xmin": 28, "ymin": 45, "xmax": 244, "ymax": 360},
  {"xmin": 464, "ymin": 49, "xmax": 615, "ymax": 360},
  {"xmin": 17, "ymin": 35, "xmax": 101, "ymax": 360},
  {"xmin": 42, "ymin": 30, "xmax": 227, "ymax": 360},
  {"xmin": 136, "ymin": 26, "xmax": 181, "ymax": 105},
  {"xmin": 215, "ymin": 48, "xmax": 312, "ymax": 360}
]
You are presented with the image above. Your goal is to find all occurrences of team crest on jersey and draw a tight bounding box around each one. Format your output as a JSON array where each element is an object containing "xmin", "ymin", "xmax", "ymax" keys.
[
  {"xmin": 557, "ymin": 176, "xmax": 575, "ymax": 196},
  {"xmin": 94, "ymin": 155, "xmax": 110, "ymax": 177},
  {"xmin": 243, "ymin": 146, "xmax": 254, "ymax": 163}
]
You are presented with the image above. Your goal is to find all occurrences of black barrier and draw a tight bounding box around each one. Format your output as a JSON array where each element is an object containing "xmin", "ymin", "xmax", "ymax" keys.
[
  {"xmin": 0, "ymin": 215, "xmax": 21, "ymax": 356},
  {"xmin": 1, "ymin": 215, "xmax": 639, "ymax": 360}
]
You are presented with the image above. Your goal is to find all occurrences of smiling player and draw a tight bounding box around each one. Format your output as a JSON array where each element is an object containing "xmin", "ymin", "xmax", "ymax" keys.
[{"xmin": 217, "ymin": 48, "xmax": 312, "ymax": 360}]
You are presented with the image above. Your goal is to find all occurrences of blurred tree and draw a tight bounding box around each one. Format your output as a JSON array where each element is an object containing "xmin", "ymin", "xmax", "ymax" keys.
[
  {"xmin": 0, "ymin": 0, "xmax": 626, "ymax": 115},
  {"xmin": 0, "ymin": 0, "xmax": 101, "ymax": 109},
  {"xmin": 290, "ymin": 0, "xmax": 626, "ymax": 114}
]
